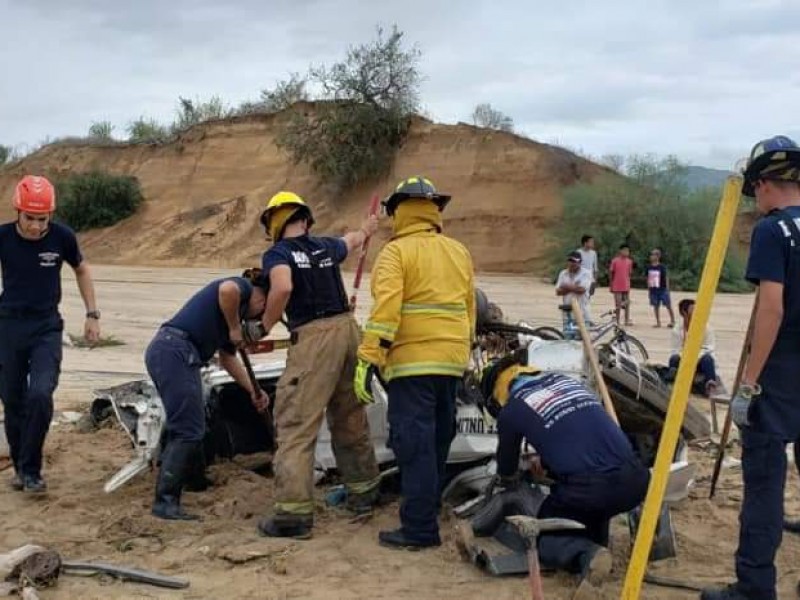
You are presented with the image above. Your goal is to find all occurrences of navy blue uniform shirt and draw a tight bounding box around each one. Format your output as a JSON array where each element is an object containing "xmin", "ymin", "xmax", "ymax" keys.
[
  {"xmin": 496, "ymin": 372, "xmax": 636, "ymax": 478},
  {"xmin": 164, "ymin": 277, "xmax": 253, "ymax": 362},
  {"xmin": 0, "ymin": 221, "xmax": 83, "ymax": 313},
  {"xmin": 261, "ymin": 234, "xmax": 349, "ymax": 330},
  {"xmin": 746, "ymin": 206, "xmax": 800, "ymax": 336}
]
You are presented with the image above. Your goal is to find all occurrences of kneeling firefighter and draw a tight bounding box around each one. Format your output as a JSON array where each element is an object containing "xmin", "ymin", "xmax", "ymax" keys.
[
  {"xmin": 478, "ymin": 354, "xmax": 650, "ymax": 581},
  {"xmin": 354, "ymin": 176, "xmax": 476, "ymax": 549},
  {"xmin": 256, "ymin": 191, "xmax": 381, "ymax": 538}
]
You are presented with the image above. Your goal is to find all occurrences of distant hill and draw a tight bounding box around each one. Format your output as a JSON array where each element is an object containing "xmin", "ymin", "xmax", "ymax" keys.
[
  {"xmin": 682, "ymin": 165, "xmax": 733, "ymax": 191},
  {"xmin": 0, "ymin": 110, "xmax": 614, "ymax": 273}
]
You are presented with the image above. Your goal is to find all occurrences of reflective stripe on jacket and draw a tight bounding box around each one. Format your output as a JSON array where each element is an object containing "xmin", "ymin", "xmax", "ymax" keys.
[{"xmin": 358, "ymin": 199, "xmax": 475, "ymax": 381}]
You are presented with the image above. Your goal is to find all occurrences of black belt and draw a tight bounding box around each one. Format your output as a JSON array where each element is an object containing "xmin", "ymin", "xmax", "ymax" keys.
[{"xmin": 289, "ymin": 309, "xmax": 350, "ymax": 342}]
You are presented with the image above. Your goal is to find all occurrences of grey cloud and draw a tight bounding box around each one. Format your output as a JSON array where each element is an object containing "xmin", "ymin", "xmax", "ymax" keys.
[{"xmin": 1, "ymin": 0, "xmax": 798, "ymax": 169}]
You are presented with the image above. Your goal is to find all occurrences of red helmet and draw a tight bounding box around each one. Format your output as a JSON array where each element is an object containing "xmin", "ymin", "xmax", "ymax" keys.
[{"xmin": 13, "ymin": 175, "xmax": 56, "ymax": 214}]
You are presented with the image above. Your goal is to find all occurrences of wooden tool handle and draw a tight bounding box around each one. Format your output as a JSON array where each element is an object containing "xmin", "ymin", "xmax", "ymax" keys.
[{"xmin": 571, "ymin": 298, "xmax": 620, "ymax": 425}]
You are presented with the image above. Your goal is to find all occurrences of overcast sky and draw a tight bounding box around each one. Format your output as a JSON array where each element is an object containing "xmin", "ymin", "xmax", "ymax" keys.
[{"xmin": 1, "ymin": 0, "xmax": 798, "ymax": 168}]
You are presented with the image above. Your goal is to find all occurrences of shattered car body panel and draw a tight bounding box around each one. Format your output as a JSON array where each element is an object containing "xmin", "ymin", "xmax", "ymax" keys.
[{"xmin": 95, "ymin": 332, "xmax": 706, "ymax": 502}]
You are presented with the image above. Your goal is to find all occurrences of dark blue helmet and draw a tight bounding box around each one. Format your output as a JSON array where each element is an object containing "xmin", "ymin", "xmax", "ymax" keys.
[{"xmin": 742, "ymin": 135, "xmax": 800, "ymax": 197}]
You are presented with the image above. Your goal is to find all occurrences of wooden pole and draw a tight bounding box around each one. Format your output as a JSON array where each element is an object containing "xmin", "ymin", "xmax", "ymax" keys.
[
  {"xmin": 620, "ymin": 175, "xmax": 742, "ymax": 599},
  {"xmin": 571, "ymin": 297, "xmax": 619, "ymax": 425},
  {"xmin": 709, "ymin": 294, "xmax": 758, "ymax": 498}
]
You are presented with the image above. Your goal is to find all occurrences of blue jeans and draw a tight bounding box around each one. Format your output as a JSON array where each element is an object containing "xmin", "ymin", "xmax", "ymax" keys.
[
  {"xmin": 386, "ymin": 375, "xmax": 458, "ymax": 544},
  {"xmin": 145, "ymin": 327, "xmax": 205, "ymax": 442},
  {"xmin": 669, "ymin": 353, "xmax": 716, "ymax": 388},
  {"xmin": 0, "ymin": 313, "xmax": 63, "ymax": 478}
]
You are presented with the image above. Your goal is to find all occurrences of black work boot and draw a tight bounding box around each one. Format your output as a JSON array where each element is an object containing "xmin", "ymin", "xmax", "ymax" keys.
[
  {"xmin": 152, "ymin": 441, "xmax": 201, "ymax": 521},
  {"xmin": 700, "ymin": 583, "xmax": 760, "ymax": 600},
  {"xmin": 257, "ymin": 513, "xmax": 313, "ymax": 539},
  {"xmin": 378, "ymin": 529, "xmax": 441, "ymax": 551},
  {"xmin": 22, "ymin": 474, "xmax": 47, "ymax": 495}
]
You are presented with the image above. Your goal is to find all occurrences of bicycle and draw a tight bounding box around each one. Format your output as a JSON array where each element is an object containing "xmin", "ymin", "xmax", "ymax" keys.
[{"xmin": 558, "ymin": 304, "xmax": 649, "ymax": 363}]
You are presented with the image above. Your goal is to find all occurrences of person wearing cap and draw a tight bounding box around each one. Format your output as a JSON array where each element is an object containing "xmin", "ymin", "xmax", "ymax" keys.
[
  {"xmin": 354, "ymin": 176, "xmax": 476, "ymax": 550},
  {"xmin": 702, "ymin": 136, "xmax": 800, "ymax": 600},
  {"xmin": 479, "ymin": 354, "xmax": 649, "ymax": 594},
  {"xmin": 555, "ymin": 251, "xmax": 592, "ymax": 326},
  {"xmin": 255, "ymin": 191, "xmax": 381, "ymax": 539},
  {"xmin": 0, "ymin": 175, "xmax": 100, "ymax": 494}
]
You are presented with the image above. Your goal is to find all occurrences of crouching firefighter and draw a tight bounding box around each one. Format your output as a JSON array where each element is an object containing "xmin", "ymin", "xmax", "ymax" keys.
[
  {"xmin": 145, "ymin": 271, "xmax": 270, "ymax": 520},
  {"xmin": 355, "ymin": 176, "xmax": 476, "ymax": 549},
  {"xmin": 256, "ymin": 191, "xmax": 381, "ymax": 539},
  {"xmin": 476, "ymin": 355, "xmax": 650, "ymax": 587}
]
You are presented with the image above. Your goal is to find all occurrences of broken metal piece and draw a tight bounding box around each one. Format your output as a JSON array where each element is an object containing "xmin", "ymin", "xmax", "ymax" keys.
[{"xmin": 61, "ymin": 561, "xmax": 189, "ymax": 589}]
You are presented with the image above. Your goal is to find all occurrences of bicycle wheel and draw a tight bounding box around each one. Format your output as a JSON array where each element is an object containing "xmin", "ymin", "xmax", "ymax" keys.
[
  {"xmin": 531, "ymin": 326, "xmax": 565, "ymax": 341},
  {"xmin": 612, "ymin": 332, "xmax": 649, "ymax": 362}
]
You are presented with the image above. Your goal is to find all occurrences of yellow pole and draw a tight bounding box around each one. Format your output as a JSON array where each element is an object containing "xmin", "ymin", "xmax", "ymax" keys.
[{"xmin": 620, "ymin": 175, "xmax": 743, "ymax": 599}]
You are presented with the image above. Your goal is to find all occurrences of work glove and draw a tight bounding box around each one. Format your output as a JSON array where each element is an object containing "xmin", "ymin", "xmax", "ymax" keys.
[
  {"xmin": 354, "ymin": 359, "xmax": 379, "ymax": 405},
  {"xmin": 731, "ymin": 382, "xmax": 761, "ymax": 428},
  {"xmin": 242, "ymin": 320, "xmax": 267, "ymax": 344}
]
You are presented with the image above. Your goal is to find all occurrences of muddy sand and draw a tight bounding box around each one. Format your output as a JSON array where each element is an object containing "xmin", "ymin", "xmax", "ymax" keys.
[{"xmin": 1, "ymin": 265, "xmax": 799, "ymax": 600}]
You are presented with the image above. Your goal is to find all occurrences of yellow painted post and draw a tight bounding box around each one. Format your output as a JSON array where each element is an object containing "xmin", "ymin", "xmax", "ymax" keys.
[{"xmin": 620, "ymin": 176, "xmax": 743, "ymax": 599}]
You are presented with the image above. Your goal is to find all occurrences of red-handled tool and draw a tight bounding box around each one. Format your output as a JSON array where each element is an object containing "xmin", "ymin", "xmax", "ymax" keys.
[{"xmin": 349, "ymin": 192, "xmax": 381, "ymax": 310}]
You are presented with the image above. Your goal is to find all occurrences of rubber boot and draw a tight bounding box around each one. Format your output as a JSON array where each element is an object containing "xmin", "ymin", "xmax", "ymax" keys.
[
  {"xmin": 184, "ymin": 445, "xmax": 212, "ymax": 493},
  {"xmin": 152, "ymin": 440, "xmax": 201, "ymax": 521}
]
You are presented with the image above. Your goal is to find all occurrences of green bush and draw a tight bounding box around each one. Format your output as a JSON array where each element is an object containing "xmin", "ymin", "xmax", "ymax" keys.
[
  {"xmin": 171, "ymin": 96, "xmax": 230, "ymax": 133},
  {"xmin": 0, "ymin": 144, "xmax": 10, "ymax": 165},
  {"xmin": 55, "ymin": 172, "xmax": 144, "ymax": 232},
  {"xmin": 548, "ymin": 157, "xmax": 752, "ymax": 293},
  {"xmin": 88, "ymin": 121, "xmax": 115, "ymax": 140},
  {"xmin": 127, "ymin": 118, "xmax": 169, "ymax": 143},
  {"xmin": 277, "ymin": 25, "xmax": 420, "ymax": 189}
]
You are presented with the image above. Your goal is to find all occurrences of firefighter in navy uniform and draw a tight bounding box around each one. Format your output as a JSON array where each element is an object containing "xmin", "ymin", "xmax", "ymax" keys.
[
  {"xmin": 702, "ymin": 137, "xmax": 800, "ymax": 600},
  {"xmin": 0, "ymin": 175, "xmax": 101, "ymax": 494},
  {"xmin": 355, "ymin": 177, "xmax": 476, "ymax": 550},
  {"xmin": 145, "ymin": 273, "xmax": 269, "ymax": 521},
  {"xmin": 478, "ymin": 355, "xmax": 649, "ymax": 592},
  {"xmin": 256, "ymin": 191, "xmax": 381, "ymax": 539}
]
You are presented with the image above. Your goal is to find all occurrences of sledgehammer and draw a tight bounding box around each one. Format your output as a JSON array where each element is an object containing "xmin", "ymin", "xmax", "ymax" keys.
[{"xmin": 506, "ymin": 515, "xmax": 585, "ymax": 600}]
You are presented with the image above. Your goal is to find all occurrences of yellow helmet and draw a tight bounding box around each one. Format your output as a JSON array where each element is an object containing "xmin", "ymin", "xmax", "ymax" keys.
[
  {"xmin": 259, "ymin": 191, "xmax": 315, "ymax": 241},
  {"xmin": 480, "ymin": 353, "xmax": 541, "ymax": 418}
]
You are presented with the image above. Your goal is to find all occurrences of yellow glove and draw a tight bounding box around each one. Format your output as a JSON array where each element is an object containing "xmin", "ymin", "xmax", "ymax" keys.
[{"xmin": 354, "ymin": 359, "xmax": 377, "ymax": 405}]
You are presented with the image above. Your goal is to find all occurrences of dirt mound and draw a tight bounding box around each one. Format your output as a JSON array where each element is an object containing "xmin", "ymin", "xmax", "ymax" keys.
[{"xmin": 0, "ymin": 110, "xmax": 612, "ymax": 272}]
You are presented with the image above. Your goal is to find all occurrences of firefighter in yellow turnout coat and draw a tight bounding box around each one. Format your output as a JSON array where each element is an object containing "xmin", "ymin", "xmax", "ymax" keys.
[{"xmin": 355, "ymin": 177, "xmax": 476, "ymax": 549}]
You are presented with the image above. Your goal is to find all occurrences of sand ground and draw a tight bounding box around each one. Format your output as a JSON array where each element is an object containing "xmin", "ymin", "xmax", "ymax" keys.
[{"xmin": 1, "ymin": 265, "xmax": 798, "ymax": 600}]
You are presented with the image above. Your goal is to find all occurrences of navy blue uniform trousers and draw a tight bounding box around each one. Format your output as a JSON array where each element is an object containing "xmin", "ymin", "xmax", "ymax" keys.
[
  {"xmin": 735, "ymin": 350, "xmax": 800, "ymax": 600},
  {"xmin": 145, "ymin": 327, "xmax": 206, "ymax": 443},
  {"xmin": 0, "ymin": 313, "xmax": 63, "ymax": 478},
  {"xmin": 386, "ymin": 375, "xmax": 458, "ymax": 544}
]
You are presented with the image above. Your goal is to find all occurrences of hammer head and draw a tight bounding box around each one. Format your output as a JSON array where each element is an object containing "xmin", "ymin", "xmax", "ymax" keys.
[{"xmin": 506, "ymin": 515, "xmax": 585, "ymax": 542}]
